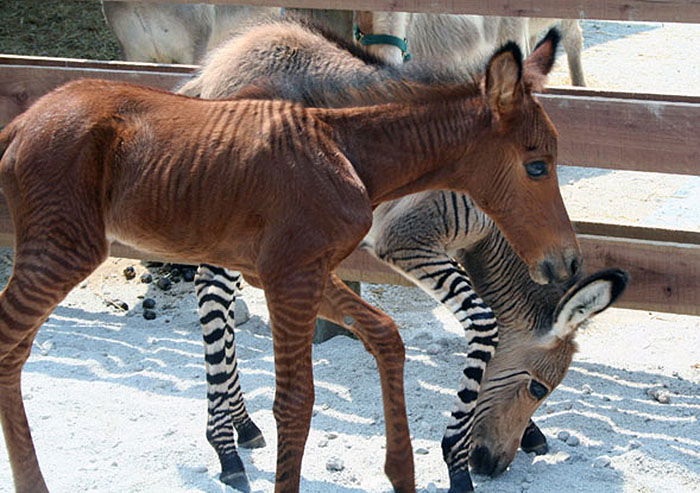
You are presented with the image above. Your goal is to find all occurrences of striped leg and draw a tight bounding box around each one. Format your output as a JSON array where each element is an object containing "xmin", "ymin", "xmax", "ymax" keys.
[
  {"xmin": 377, "ymin": 248, "xmax": 498, "ymax": 493},
  {"xmin": 194, "ymin": 264, "xmax": 264, "ymax": 489}
]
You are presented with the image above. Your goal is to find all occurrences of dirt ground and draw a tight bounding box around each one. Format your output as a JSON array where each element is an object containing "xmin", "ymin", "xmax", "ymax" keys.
[{"xmin": 0, "ymin": 9, "xmax": 698, "ymax": 493}]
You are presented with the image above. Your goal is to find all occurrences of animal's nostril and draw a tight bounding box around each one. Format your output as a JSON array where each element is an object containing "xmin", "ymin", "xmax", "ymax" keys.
[
  {"xmin": 569, "ymin": 256, "xmax": 580, "ymax": 277},
  {"xmin": 541, "ymin": 259, "xmax": 556, "ymax": 284},
  {"xmin": 469, "ymin": 445, "xmax": 497, "ymax": 476}
]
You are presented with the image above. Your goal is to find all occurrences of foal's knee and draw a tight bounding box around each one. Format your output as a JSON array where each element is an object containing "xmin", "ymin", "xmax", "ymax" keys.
[{"xmin": 370, "ymin": 315, "xmax": 405, "ymax": 362}]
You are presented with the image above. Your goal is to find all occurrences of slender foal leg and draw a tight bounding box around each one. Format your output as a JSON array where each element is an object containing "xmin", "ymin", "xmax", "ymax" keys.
[
  {"xmin": 263, "ymin": 262, "xmax": 328, "ymax": 493},
  {"xmin": 0, "ymin": 239, "xmax": 107, "ymax": 492},
  {"xmin": 317, "ymin": 273, "xmax": 415, "ymax": 493}
]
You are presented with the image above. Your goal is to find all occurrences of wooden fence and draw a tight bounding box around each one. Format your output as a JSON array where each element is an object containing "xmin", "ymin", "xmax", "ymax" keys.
[{"xmin": 0, "ymin": 1, "xmax": 698, "ymax": 315}]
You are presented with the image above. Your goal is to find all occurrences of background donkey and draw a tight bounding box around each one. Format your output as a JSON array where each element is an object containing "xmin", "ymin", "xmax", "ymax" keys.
[
  {"xmin": 100, "ymin": 2, "xmax": 277, "ymax": 64},
  {"xmin": 354, "ymin": 12, "xmax": 586, "ymax": 86},
  {"xmin": 101, "ymin": 2, "xmax": 585, "ymax": 87},
  {"xmin": 177, "ymin": 17, "xmax": 616, "ymax": 492}
]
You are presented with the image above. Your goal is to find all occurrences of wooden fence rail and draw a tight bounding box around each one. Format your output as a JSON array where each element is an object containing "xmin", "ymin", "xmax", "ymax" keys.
[{"xmin": 107, "ymin": 0, "xmax": 700, "ymax": 24}]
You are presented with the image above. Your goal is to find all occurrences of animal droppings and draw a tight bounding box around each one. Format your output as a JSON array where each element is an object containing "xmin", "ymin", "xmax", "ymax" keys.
[
  {"xmin": 557, "ymin": 431, "xmax": 571, "ymax": 442},
  {"xmin": 326, "ymin": 457, "xmax": 345, "ymax": 472},
  {"xmin": 140, "ymin": 273, "xmax": 153, "ymax": 284},
  {"xmin": 183, "ymin": 269, "xmax": 196, "ymax": 282},
  {"xmin": 123, "ymin": 266, "xmax": 136, "ymax": 280},
  {"xmin": 157, "ymin": 277, "xmax": 172, "ymax": 291},
  {"xmin": 142, "ymin": 298, "xmax": 156, "ymax": 309},
  {"xmin": 143, "ymin": 309, "xmax": 157, "ymax": 320}
]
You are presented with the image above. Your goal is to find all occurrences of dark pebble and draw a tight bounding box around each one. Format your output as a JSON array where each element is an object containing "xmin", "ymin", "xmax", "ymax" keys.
[
  {"xmin": 123, "ymin": 266, "xmax": 136, "ymax": 280},
  {"xmin": 157, "ymin": 277, "xmax": 172, "ymax": 291},
  {"xmin": 142, "ymin": 298, "xmax": 156, "ymax": 309},
  {"xmin": 140, "ymin": 273, "xmax": 153, "ymax": 284},
  {"xmin": 170, "ymin": 268, "xmax": 181, "ymax": 278},
  {"xmin": 183, "ymin": 269, "xmax": 195, "ymax": 282},
  {"xmin": 143, "ymin": 309, "xmax": 157, "ymax": 320}
]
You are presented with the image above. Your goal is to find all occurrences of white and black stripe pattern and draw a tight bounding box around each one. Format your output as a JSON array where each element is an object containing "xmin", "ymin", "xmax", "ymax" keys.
[
  {"xmin": 370, "ymin": 192, "xmax": 498, "ymax": 491},
  {"xmin": 194, "ymin": 264, "xmax": 264, "ymax": 484}
]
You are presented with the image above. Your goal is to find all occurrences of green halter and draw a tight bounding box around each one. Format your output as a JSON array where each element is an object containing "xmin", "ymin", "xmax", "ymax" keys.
[{"xmin": 353, "ymin": 25, "xmax": 411, "ymax": 62}]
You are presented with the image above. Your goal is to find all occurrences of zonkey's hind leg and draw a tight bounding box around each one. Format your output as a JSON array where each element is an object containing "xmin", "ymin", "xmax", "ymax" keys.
[
  {"xmin": 0, "ymin": 237, "xmax": 108, "ymax": 492},
  {"xmin": 317, "ymin": 273, "xmax": 415, "ymax": 493}
]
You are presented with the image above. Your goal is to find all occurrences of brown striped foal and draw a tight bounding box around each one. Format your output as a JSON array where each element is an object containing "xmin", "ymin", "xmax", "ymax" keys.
[{"xmin": 0, "ymin": 38, "xmax": 579, "ymax": 493}]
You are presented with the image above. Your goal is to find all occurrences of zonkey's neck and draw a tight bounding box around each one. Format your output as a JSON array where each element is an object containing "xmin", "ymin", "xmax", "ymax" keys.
[
  {"xmin": 458, "ymin": 227, "xmax": 565, "ymax": 333},
  {"xmin": 313, "ymin": 98, "xmax": 489, "ymax": 205}
]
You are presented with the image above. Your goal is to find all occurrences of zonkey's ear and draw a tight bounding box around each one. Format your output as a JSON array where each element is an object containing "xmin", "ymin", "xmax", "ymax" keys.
[
  {"xmin": 540, "ymin": 268, "xmax": 629, "ymax": 346},
  {"xmin": 485, "ymin": 41, "xmax": 524, "ymax": 121},
  {"xmin": 523, "ymin": 28, "xmax": 561, "ymax": 92}
]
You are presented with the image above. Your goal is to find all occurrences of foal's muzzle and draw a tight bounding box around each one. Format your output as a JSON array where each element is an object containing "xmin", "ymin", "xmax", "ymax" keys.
[{"xmin": 530, "ymin": 248, "xmax": 582, "ymax": 285}]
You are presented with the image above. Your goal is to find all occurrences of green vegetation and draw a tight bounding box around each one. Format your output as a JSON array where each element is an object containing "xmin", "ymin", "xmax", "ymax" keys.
[{"xmin": 0, "ymin": 0, "xmax": 120, "ymax": 60}]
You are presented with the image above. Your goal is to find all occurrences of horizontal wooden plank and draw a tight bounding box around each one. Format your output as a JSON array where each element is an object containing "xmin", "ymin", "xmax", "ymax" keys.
[
  {"xmin": 577, "ymin": 235, "xmax": 700, "ymax": 315},
  {"xmin": 573, "ymin": 221, "xmax": 700, "ymax": 245},
  {"xmin": 336, "ymin": 238, "xmax": 700, "ymax": 316},
  {"xmin": 0, "ymin": 193, "xmax": 695, "ymax": 315},
  {"xmin": 106, "ymin": 0, "xmax": 700, "ymax": 23},
  {"xmin": 2, "ymin": 59, "xmax": 699, "ymax": 175},
  {"xmin": 539, "ymin": 93, "xmax": 699, "ymax": 175},
  {"xmin": 0, "ymin": 55, "xmax": 197, "ymax": 73}
]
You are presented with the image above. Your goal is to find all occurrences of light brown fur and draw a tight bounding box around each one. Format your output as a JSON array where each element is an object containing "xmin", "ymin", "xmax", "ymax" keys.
[{"xmin": 0, "ymin": 39, "xmax": 578, "ymax": 492}]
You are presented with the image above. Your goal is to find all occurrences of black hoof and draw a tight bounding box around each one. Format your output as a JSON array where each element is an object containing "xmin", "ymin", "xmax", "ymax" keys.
[
  {"xmin": 219, "ymin": 452, "xmax": 250, "ymax": 493},
  {"xmin": 448, "ymin": 467, "xmax": 475, "ymax": 493},
  {"xmin": 220, "ymin": 470, "xmax": 250, "ymax": 493},
  {"xmin": 521, "ymin": 420, "xmax": 549, "ymax": 455},
  {"xmin": 235, "ymin": 419, "xmax": 266, "ymax": 449}
]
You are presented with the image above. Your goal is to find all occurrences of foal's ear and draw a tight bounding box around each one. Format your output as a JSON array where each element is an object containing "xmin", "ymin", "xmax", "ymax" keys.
[
  {"xmin": 523, "ymin": 28, "xmax": 561, "ymax": 92},
  {"xmin": 485, "ymin": 41, "xmax": 524, "ymax": 121}
]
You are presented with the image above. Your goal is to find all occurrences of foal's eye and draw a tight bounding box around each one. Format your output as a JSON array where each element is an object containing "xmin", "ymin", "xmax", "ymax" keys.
[
  {"xmin": 525, "ymin": 161, "xmax": 549, "ymax": 178},
  {"xmin": 528, "ymin": 380, "xmax": 549, "ymax": 400}
]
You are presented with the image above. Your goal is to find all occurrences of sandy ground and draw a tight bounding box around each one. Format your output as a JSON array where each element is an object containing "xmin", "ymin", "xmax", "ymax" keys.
[{"xmin": 0, "ymin": 18, "xmax": 699, "ymax": 493}]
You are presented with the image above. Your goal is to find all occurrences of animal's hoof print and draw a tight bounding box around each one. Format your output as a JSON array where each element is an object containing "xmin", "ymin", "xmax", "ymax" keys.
[
  {"xmin": 235, "ymin": 419, "xmax": 266, "ymax": 449},
  {"xmin": 448, "ymin": 468, "xmax": 475, "ymax": 493},
  {"xmin": 219, "ymin": 453, "xmax": 250, "ymax": 492}
]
